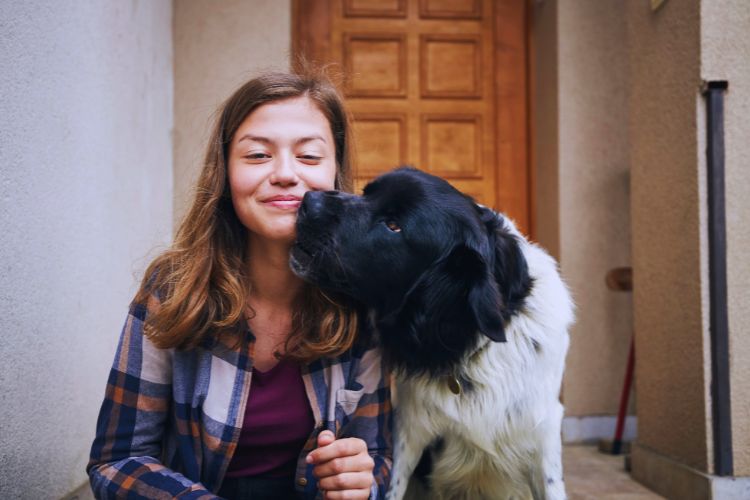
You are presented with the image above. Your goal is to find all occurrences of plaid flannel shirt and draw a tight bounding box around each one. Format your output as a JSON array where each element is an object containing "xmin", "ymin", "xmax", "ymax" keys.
[{"xmin": 88, "ymin": 297, "xmax": 393, "ymax": 499}]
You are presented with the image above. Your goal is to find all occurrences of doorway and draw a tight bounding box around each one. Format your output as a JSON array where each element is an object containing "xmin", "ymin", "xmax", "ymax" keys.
[{"xmin": 293, "ymin": 0, "xmax": 532, "ymax": 235}]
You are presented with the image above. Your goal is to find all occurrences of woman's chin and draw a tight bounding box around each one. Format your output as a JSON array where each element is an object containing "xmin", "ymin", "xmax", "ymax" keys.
[{"xmin": 247, "ymin": 228, "xmax": 296, "ymax": 247}]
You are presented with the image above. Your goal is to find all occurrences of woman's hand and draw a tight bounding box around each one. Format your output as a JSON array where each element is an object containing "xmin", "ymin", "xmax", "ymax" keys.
[{"xmin": 307, "ymin": 430, "xmax": 374, "ymax": 499}]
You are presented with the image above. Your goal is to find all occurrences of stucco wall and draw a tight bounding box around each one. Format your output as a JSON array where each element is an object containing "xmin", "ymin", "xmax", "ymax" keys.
[
  {"xmin": 534, "ymin": 0, "xmax": 633, "ymax": 421},
  {"xmin": 173, "ymin": 0, "xmax": 291, "ymax": 225},
  {"xmin": 627, "ymin": 0, "xmax": 710, "ymax": 472},
  {"xmin": 532, "ymin": 0, "xmax": 561, "ymax": 263},
  {"xmin": 701, "ymin": 0, "xmax": 750, "ymax": 477},
  {"xmin": 556, "ymin": 0, "xmax": 633, "ymax": 418},
  {"xmin": 0, "ymin": 1, "xmax": 173, "ymax": 497}
]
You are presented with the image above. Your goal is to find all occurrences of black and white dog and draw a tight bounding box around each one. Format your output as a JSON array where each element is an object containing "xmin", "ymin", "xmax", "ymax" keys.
[{"xmin": 291, "ymin": 167, "xmax": 573, "ymax": 500}]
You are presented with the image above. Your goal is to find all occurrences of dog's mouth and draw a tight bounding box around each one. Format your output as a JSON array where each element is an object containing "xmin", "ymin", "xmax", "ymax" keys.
[
  {"xmin": 290, "ymin": 238, "xmax": 355, "ymax": 296},
  {"xmin": 289, "ymin": 240, "xmax": 316, "ymax": 278}
]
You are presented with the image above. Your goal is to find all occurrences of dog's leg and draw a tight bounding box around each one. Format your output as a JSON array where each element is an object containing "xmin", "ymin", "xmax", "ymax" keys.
[
  {"xmin": 529, "ymin": 402, "xmax": 567, "ymax": 500},
  {"xmin": 386, "ymin": 423, "xmax": 434, "ymax": 500}
]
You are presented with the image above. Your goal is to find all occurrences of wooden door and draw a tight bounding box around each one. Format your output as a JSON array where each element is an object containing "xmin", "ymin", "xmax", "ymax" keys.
[{"xmin": 293, "ymin": 0, "xmax": 531, "ymax": 236}]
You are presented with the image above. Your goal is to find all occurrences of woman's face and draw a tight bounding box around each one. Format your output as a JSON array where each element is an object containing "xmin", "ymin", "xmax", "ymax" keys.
[{"xmin": 227, "ymin": 96, "xmax": 338, "ymax": 245}]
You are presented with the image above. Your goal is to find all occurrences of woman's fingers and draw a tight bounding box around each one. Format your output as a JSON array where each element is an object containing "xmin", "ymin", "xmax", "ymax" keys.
[
  {"xmin": 312, "ymin": 454, "xmax": 375, "ymax": 479},
  {"xmin": 317, "ymin": 430, "xmax": 336, "ymax": 447},
  {"xmin": 307, "ymin": 436, "xmax": 367, "ymax": 464},
  {"xmin": 317, "ymin": 471, "xmax": 373, "ymax": 492},
  {"xmin": 323, "ymin": 488, "xmax": 371, "ymax": 500},
  {"xmin": 308, "ymin": 435, "xmax": 375, "ymax": 497}
]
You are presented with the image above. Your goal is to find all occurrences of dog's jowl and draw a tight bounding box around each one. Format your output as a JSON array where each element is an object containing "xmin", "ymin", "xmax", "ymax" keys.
[{"xmin": 292, "ymin": 167, "xmax": 574, "ymax": 500}]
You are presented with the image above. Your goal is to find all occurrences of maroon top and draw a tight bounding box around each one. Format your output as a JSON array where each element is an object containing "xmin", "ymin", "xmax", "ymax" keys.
[{"xmin": 224, "ymin": 358, "xmax": 315, "ymax": 478}]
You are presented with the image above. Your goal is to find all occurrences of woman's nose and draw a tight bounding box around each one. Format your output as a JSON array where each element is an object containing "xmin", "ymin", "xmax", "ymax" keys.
[{"xmin": 269, "ymin": 153, "xmax": 299, "ymax": 185}]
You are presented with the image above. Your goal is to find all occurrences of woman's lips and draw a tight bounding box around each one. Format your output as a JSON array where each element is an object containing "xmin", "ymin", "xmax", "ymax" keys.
[{"xmin": 263, "ymin": 195, "xmax": 302, "ymax": 210}]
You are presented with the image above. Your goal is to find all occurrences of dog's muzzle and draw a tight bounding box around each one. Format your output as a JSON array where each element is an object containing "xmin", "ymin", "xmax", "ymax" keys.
[{"xmin": 291, "ymin": 190, "xmax": 348, "ymax": 283}]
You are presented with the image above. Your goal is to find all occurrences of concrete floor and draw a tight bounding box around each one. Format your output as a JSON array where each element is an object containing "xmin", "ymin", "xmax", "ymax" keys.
[
  {"xmin": 564, "ymin": 445, "xmax": 665, "ymax": 500},
  {"xmin": 67, "ymin": 445, "xmax": 664, "ymax": 499}
]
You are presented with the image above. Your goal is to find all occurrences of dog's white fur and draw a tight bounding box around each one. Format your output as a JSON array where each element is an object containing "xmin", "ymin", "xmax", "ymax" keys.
[{"xmin": 387, "ymin": 216, "xmax": 574, "ymax": 500}]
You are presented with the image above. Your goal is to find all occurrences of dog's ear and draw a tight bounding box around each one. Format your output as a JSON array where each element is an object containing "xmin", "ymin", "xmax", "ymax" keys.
[
  {"xmin": 377, "ymin": 242, "xmax": 506, "ymax": 374},
  {"xmin": 380, "ymin": 244, "xmax": 505, "ymax": 339},
  {"xmin": 476, "ymin": 206, "xmax": 532, "ymax": 321},
  {"xmin": 443, "ymin": 244, "xmax": 506, "ymax": 342}
]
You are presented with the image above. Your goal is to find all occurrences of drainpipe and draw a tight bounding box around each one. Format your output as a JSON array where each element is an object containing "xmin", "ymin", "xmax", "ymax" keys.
[{"xmin": 702, "ymin": 80, "xmax": 732, "ymax": 477}]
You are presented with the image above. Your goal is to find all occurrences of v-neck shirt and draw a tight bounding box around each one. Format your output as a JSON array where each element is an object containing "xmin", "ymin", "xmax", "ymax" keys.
[{"xmin": 224, "ymin": 358, "xmax": 315, "ymax": 478}]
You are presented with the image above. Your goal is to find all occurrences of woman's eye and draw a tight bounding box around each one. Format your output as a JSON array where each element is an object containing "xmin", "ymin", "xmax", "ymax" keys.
[
  {"xmin": 298, "ymin": 154, "xmax": 323, "ymax": 163},
  {"xmin": 385, "ymin": 220, "xmax": 402, "ymax": 233},
  {"xmin": 245, "ymin": 152, "xmax": 270, "ymax": 160}
]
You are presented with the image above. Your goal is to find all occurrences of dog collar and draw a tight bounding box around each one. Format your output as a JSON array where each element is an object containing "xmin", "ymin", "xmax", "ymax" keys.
[
  {"xmin": 445, "ymin": 337, "xmax": 492, "ymax": 396},
  {"xmin": 446, "ymin": 374, "xmax": 462, "ymax": 395}
]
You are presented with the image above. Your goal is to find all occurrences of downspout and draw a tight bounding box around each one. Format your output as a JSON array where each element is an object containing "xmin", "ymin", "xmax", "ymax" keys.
[{"xmin": 702, "ymin": 80, "xmax": 732, "ymax": 477}]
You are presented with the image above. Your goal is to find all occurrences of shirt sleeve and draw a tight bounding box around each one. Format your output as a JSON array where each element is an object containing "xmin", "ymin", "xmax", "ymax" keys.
[
  {"xmin": 87, "ymin": 298, "xmax": 219, "ymax": 499},
  {"xmin": 338, "ymin": 346, "xmax": 394, "ymax": 500}
]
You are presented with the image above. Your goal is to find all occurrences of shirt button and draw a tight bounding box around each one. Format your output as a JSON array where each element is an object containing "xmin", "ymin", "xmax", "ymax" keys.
[{"xmin": 297, "ymin": 477, "xmax": 308, "ymax": 486}]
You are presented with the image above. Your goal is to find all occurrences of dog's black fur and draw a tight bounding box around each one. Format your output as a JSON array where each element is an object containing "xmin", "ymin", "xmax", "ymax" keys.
[{"xmin": 291, "ymin": 167, "xmax": 532, "ymax": 377}]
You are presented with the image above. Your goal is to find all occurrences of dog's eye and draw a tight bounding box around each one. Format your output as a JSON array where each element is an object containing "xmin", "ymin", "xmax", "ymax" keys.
[{"xmin": 385, "ymin": 220, "xmax": 402, "ymax": 233}]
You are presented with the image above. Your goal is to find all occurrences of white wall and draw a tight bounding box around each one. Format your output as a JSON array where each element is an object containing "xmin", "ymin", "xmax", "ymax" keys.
[{"xmin": 0, "ymin": 1, "xmax": 173, "ymax": 497}]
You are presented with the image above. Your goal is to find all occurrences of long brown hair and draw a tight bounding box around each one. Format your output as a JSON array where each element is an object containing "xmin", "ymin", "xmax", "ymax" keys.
[{"xmin": 134, "ymin": 69, "xmax": 359, "ymax": 360}]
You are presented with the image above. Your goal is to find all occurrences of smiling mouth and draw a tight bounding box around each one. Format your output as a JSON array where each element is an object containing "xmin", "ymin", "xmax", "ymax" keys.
[{"xmin": 264, "ymin": 199, "xmax": 301, "ymax": 210}]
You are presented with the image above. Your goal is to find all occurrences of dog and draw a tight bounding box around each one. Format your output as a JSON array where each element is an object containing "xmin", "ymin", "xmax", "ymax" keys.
[{"xmin": 291, "ymin": 167, "xmax": 573, "ymax": 500}]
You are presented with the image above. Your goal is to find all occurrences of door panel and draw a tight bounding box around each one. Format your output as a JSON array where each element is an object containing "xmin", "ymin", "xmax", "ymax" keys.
[
  {"xmin": 293, "ymin": 0, "xmax": 531, "ymax": 235},
  {"xmin": 352, "ymin": 113, "xmax": 408, "ymax": 175}
]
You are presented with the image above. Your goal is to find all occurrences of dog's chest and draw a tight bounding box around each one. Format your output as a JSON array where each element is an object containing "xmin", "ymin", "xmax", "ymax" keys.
[
  {"xmin": 396, "ymin": 375, "xmax": 538, "ymax": 499},
  {"xmin": 396, "ymin": 367, "xmax": 532, "ymax": 444}
]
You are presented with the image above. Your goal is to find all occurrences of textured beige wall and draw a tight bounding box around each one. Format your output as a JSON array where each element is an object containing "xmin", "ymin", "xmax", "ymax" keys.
[
  {"xmin": 173, "ymin": 0, "xmax": 291, "ymax": 224},
  {"xmin": 701, "ymin": 0, "xmax": 750, "ymax": 477},
  {"xmin": 555, "ymin": 0, "xmax": 633, "ymax": 418},
  {"xmin": 532, "ymin": 0, "xmax": 561, "ymax": 263},
  {"xmin": 627, "ymin": 0, "xmax": 711, "ymax": 472},
  {"xmin": 534, "ymin": 0, "xmax": 633, "ymax": 419}
]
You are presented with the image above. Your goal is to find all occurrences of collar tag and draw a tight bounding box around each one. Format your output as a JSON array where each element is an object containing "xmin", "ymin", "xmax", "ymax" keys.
[{"xmin": 447, "ymin": 375, "xmax": 462, "ymax": 395}]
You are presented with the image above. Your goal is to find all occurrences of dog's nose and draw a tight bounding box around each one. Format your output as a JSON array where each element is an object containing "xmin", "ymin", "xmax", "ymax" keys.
[
  {"xmin": 299, "ymin": 191, "xmax": 321, "ymax": 219},
  {"xmin": 300, "ymin": 190, "xmax": 342, "ymax": 220}
]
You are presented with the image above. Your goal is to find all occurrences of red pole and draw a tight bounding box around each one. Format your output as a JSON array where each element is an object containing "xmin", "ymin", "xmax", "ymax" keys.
[{"xmin": 612, "ymin": 337, "xmax": 635, "ymax": 454}]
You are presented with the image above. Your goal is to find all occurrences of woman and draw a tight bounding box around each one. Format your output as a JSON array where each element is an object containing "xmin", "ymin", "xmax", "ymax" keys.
[{"xmin": 87, "ymin": 71, "xmax": 393, "ymax": 500}]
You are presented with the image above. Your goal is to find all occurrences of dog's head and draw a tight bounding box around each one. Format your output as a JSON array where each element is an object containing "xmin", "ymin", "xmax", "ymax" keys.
[{"xmin": 291, "ymin": 167, "xmax": 531, "ymax": 375}]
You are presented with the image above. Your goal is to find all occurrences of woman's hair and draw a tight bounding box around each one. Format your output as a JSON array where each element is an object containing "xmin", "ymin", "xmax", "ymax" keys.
[{"xmin": 133, "ymin": 69, "xmax": 359, "ymax": 360}]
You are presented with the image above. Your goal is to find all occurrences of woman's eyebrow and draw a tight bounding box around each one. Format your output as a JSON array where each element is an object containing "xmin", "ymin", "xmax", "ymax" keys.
[
  {"xmin": 236, "ymin": 135, "xmax": 270, "ymax": 144},
  {"xmin": 235, "ymin": 135, "xmax": 326, "ymax": 145},
  {"xmin": 295, "ymin": 135, "xmax": 326, "ymax": 145}
]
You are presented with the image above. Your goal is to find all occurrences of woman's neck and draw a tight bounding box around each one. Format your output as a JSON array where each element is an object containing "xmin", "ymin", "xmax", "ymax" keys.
[{"xmin": 246, "ymin": 236, "xmax": 303, "ymax": 309}]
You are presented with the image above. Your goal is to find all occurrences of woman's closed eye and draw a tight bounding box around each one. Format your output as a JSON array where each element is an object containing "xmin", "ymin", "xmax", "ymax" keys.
[
  {"xmin": 244, "ymin": 152, "xmax": 271, "ymax": 161},
  {"xmin": 298, "ymin": 153, "xmax": 323, "ymax": 164}
]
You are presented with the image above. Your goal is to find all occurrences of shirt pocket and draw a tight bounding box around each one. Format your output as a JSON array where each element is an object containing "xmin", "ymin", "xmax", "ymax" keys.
[{"xmin": 335, "ymin": 387, "xmax": 365, "ymax": 417}]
